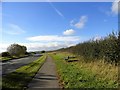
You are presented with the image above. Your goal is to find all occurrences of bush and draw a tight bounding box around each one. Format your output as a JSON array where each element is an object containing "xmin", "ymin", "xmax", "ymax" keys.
[
  {"xmin": 1, "ymin": 52, "xmax": 11, "ymax": 57},
  {"xmin": 56, "ymin": 31, "xmax": 119, "ymax": 64},
  {"xmin": 41, "ymin": 50, "xmax": 45, "ymax": 53}
]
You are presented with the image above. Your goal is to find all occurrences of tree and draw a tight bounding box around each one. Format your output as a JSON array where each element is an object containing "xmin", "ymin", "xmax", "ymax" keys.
[{"xmin": 7, "ymin": 44, "xmax": 27, "ymax": 57}]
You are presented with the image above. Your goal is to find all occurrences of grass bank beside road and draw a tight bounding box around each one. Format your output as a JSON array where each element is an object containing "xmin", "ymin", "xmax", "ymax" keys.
[
  {"xmin": 0, "ymin": 55, "xmax": 29, "ymax": 62},
  {"xmin": 51, "ymin": 52, "xmax": 118, "ymax": 88},
  {"xmin": 0, "ymin": 57, "xmax": 12, "ymax": 62},
  {"xmin": 2, "ymin": 55, "xmax": 46, "ymax": 89}
]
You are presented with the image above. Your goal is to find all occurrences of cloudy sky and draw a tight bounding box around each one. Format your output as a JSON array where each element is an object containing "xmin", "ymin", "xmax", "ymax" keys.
[{"xmin": 1, "ymin": 1, "xmax": 119, "ymax": 52}]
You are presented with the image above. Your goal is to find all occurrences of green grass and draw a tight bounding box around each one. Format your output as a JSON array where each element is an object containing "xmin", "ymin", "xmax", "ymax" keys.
[
  {"xmin": 2, "ymin": 55, "xmax": 46, "ymax": 89},
  {"xmin": 51, "ymin": 53, "xmax": 118, "ymax": 88},
  {"xmin": 0, "ymin": 55, "xmax": 29, "ymax": 62},
  {"xmin": 0, "ymin": 57, "xmax": 12, "ymax": 61}
]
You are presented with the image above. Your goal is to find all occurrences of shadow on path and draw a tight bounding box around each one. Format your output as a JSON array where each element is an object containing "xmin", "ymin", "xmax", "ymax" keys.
[{"xmin": 27, "ymin": 56, "xmax": 60, "ymax": 89}]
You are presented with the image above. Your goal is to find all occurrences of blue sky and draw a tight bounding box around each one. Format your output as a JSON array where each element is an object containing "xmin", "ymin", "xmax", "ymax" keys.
[{"xmin": 1, "ymin": 1, "xmax": 118, "ymax": 52}]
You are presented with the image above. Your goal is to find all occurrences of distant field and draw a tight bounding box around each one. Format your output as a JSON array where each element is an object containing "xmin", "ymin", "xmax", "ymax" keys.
[{"xmin": 51, "ymin": 52, "xmax": 118, "ymax": 88}]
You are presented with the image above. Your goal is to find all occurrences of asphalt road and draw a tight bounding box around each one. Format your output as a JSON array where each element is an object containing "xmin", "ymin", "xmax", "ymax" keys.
[{"xmin": 2, "ymin": 56, "xmax": 40, "ymax": 75}]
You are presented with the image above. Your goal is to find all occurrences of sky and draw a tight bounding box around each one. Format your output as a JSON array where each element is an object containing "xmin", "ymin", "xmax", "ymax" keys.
[{"xmin": 1, "ymin": 1, "xmax": 119, "ymax": 52}]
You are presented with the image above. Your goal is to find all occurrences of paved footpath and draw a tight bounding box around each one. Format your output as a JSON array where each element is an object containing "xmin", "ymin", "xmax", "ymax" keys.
[{"xmin": 27, "ymin": 56, "xmax": 60, "ymax": 89}]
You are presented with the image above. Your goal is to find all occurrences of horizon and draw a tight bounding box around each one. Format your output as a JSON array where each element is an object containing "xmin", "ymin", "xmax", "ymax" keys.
[{"xmin": 1, "ymin": 1, "xmax": 118, "ymax": 52}]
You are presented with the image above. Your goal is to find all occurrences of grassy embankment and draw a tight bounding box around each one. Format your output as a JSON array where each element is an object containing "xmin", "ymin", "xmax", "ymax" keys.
[
  {"xmin": 51, "ymin": 52, "xmax": 118, "ymax": 88},
  {"xmin": 2, "ymin": 55, "xmax": 46, "ymax": 89}
]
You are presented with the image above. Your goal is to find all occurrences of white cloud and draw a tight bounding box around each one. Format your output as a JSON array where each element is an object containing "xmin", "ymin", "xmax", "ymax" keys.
[
  {"xmin": 0, "ymin": 35, "xmax": 90, "ymax": 52},
  {"xmin": 0, "ymin": 42, "xmax": 77, "ymax": 52},
  {"xmin": 26, "ymin": 35, "xmax": 80, "ymax": 42},
  {"xmin": 25, "ymin": 42, "xmax": 76, "ymax": 51},
  {"xmin": 0, "ymin": 43, "xmax": 10, "ymax": 52},
  {"xmin": 111, "ymin": 0, "xmax": 120, "ymax": 14},
  {"xmin": 63, "ymin": 29, "xmax": 75, "ymax": 35},
  {"xmin": 3, "ymin": 24, "xmax": 25, "ymax": 35},
  {"xmin": 71, "ymin": 15, "xmax": 88, "ymax": 29}
]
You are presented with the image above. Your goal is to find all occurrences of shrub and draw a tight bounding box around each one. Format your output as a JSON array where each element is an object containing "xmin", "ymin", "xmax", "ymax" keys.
[
  {"xmin": 1, "ymin": 52, "xmax": 11, "ymax": 57},
  {"xmin": 56, "ymin": 32, "xmax": 119, "ymax": 64},
  {"xmin": 41, "ymin": 50, "xmax": 45, "ymax": 53}
]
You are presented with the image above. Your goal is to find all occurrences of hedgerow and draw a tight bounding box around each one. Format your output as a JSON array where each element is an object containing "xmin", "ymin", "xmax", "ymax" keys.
[{"xmin": 57, "ymin": 31, "xmax": 120, "ymax": 64}]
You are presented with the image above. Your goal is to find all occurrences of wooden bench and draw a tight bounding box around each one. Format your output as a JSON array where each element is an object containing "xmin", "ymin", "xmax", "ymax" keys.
[
  {"xmin": 64, "ymin": 56, "xmax": 69, "ymax": 60},
  {"xmin": 64, "ymin": 56, "xmax": 76, "ymax": 61}
]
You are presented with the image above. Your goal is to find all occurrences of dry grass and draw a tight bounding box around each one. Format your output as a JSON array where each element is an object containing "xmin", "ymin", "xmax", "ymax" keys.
[{"xmin": 77, "ymin": 58, "xmax": 118, "ymax": 82}]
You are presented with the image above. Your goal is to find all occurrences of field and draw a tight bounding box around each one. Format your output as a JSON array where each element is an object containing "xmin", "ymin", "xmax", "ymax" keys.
[{"xmin": 51, "ymin": 52, "xmax": 118, "ymax": 88}]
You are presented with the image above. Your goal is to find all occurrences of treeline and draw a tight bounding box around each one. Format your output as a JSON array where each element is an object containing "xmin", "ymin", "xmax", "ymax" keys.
[{"xmin": 57, "ymin": 31, "xmax": 120, "ymax": 64}]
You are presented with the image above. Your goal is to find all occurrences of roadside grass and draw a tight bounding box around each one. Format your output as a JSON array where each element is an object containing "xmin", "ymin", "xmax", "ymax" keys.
[
  {"xmin": 0, "ymin": 57, "xmax": 12, "ymax": 61},
  {"xmin": 0, "ymin": 55, "xmax": 29, "ymax": 62},
  {"xmin": 51, "ymin": 52, "xmax": 118, "ymax": 88},
  {"xmin": 2, "ymin": 55, "xmax": 46, "ymax": 89}
]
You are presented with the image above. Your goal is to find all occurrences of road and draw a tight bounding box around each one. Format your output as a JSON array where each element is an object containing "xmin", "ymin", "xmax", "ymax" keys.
[{"xmin": 2, "ymin": 56, "xmax": 40, "ymax": 75}]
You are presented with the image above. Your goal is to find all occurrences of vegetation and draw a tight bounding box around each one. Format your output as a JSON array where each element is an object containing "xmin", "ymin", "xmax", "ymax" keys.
[
  {"xmin": 0, "ymin": 44, "xmax": 28, "ymax": 62},
  {"xmin": 0, "ymin": 52, "xmax": 12, "ymax": 61},
  {"xmin": 56, "ymin": 32, "xmax": 120, "ymax": 64},
  {"xmin": 51, "ymin": 32, "xmax": 119, "ymax": 88},
  {"xmin": 2, "ymin": 55, "xmax": 46, "ymax": 89},
  {"xmin": 0, "ymin": 57, "xmax": 12, "ymax": 61},
  {"xmin": 1, "ymin": 52, "xmax": 11, "ymax": 57},
  {"xmin": 41, "ymin": 50, "xmax": 45, "ymax": 53},
  {"xmin": 51, "ymin": 53, "xmax": 118, "ymax": 88},
  {"xmin": 7, "ymin": 44, "xmax": 27, "ymax": 57}
]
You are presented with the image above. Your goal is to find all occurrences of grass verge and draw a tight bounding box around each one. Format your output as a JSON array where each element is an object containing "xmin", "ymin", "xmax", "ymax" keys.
[
  {"xmin": 0, "ymin": 57, "xmax": 12, "ymax": 62},
  {"xmin": 0, "ymin": 55, "xmax": 28, "ymax": 62},
  {"xmin": 51, "ymin": 52, "xmax": 118, "ymax": 88},
  {"xmin": 2, "ymin": 55, "xmax": 46, "ymax": 89},
  {"xmin": 0, "ymin": 55, "xmax": 29, "ymax": 62}
]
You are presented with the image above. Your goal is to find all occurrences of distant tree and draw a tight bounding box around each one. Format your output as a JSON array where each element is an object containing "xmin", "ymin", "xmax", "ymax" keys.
[
  {"xmin": 25, "ymin": 52, "xmax": 29, "ymax": 55},
  {"xmin": 21, "ymin": 45, "xmax": 27, "ymax": 54},
  {"xmin": 41, "ymin": 50, "xmax": 45, "ymax": 53},
  {"xmin": 1, "ymin": 52, "xmax": 11, "ymax": 57},
  {"xmin": 7, "ymin": 44, "xmax": 27, "ymax": 57},
  {"xmin": 31, "ymin": 52, "xmax": 36, "ymax": 54}
]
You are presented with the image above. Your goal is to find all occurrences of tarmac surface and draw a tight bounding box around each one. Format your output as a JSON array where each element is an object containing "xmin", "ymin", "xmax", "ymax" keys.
[{"xmin": 2, "ymin": 56, "xmax": 40, "ymax": 75}]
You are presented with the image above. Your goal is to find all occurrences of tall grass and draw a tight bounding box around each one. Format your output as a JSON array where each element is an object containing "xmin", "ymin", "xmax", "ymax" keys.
[
  {"xmin": 51, "ymin": 52, "xmax": 118, "ymax": 88},
  {"xmin": 77, "ymin": 56, "xmax": 118, "ymax": 83}
]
